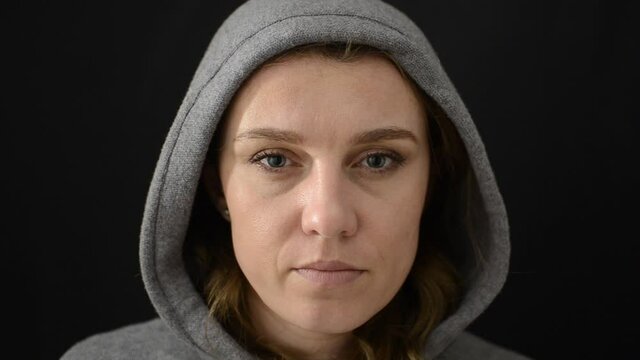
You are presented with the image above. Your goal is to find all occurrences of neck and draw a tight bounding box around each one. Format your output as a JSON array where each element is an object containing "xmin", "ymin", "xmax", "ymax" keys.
[{"xmin": 247, "ymin": 290, "xmax": 356, "ymax": 360}]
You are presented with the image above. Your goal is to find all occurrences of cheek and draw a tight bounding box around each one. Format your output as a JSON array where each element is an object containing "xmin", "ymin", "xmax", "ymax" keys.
[
  {"xmin": 370, "ymin": 206, "xmax": 420, "ymax": 276},
  {"xmin": 368, "ymin": 170, "xmax": 428, "ymax": 278},
  {"xmin": 225, "ymin": 176, "xmax": 297, "ymax": 286}
]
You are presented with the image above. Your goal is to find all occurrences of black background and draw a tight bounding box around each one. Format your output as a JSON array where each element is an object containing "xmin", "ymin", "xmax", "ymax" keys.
[{"xmin": 5, "ymin": 1, "xmax": 639, "ymax": 359}]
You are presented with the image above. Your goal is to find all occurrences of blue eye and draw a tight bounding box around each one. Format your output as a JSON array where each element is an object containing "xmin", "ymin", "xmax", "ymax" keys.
[
  {"xmin": 365, "ymin": 154, "xmax": 388, "ymax": 168},
  {"xmin": 265, "ymin": 154, "xmax": 286, "ymax": 168},
  {"xmin": 250, "ymin": 150, "xmax": 292, "ymax": 172},
  {"xmin": 359, "ymin": 151, "xmax": 405, "ymax": 174}
]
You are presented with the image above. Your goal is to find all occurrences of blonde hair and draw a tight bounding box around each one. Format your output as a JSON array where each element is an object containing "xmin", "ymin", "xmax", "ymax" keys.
[{"xmin": 186, "ymin": 41, "xmax": 475, "ymax": 359}]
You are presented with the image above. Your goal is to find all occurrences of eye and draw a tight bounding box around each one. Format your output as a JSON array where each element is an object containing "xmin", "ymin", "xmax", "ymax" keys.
[
  {"xmin": 365, "ymin": 154, "xmax": 388, "ymax": 168},
  {"xmin": 358, "ymin": 151, "xmax": 405, "ymax": 173},
  {"xmin": 265, "ymin": 154, "xmax": 286, "ymax": 168},
  {"xmin": 250, "ymin": 150, "xmax": 293, "ymax": 172}
]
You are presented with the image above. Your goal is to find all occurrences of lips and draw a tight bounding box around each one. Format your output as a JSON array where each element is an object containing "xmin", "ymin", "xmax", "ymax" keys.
[{"xmin": 294, "ymin": 260, "xmax": 364, "ymax": 285}]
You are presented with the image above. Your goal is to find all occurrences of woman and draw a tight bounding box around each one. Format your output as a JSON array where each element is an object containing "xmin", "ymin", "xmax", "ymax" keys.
[{"xmin": 63, "ymin": 0, "xmax": 529, "ymax": 359}]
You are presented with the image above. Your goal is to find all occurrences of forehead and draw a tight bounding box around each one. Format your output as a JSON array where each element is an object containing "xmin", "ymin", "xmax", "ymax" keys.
[{"xmin": 223, "ymin": 53, "xmax": 427, "ymax": 140}]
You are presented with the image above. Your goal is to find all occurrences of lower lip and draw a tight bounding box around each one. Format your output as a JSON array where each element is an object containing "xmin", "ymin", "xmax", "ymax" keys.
[{"xmin": 295, "ymin": 269, "xmax": 364, "ymax": 285}]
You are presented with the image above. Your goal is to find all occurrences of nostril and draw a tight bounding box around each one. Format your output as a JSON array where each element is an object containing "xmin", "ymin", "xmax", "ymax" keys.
[{"xmin": 300, "ymin": 201, "xmax": 358, "ymax": 239}]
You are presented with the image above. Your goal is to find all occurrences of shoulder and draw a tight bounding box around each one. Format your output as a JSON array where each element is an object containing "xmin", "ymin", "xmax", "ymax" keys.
[
  {"xmin": 60, "ymin": 318, "xmax": 203, "ymax": 360},
  {"xmin": 437, "ymin": 332, "xmax": 532, "ymax": 360}
]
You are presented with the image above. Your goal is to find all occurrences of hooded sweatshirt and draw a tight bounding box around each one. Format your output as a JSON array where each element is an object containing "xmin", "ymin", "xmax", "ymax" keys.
[{"xmin": 62, "ymin": 0, "xmax": 530, "ymax": 359}]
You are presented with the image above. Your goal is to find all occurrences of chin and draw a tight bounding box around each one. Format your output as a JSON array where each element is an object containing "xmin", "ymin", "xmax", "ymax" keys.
[{"xmin": 284, "ymin": 298, "xmax": 376, "ymax": 335}]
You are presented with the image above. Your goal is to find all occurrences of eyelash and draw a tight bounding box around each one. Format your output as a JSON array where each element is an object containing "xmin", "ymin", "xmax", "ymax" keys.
[{"xmin": 249, "ymin": 149, "xmax": 406, "ymax": 175}]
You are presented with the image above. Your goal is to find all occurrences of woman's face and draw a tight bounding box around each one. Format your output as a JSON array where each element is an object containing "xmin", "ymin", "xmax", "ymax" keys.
[{"xmin": 214, "ymin": 53, "xmax": 430, "ymax": 338}]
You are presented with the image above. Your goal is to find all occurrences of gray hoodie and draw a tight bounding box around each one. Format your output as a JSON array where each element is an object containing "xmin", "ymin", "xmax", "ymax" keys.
[{"xmin": 62, "ymin": 0, "xmax": 530, "ymax": 359}]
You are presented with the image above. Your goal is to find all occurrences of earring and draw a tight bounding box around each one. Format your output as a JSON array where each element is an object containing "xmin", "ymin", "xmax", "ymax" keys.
[{"xmin": 222, "ymin": 208, "xmax": 230, "ymax": 221}]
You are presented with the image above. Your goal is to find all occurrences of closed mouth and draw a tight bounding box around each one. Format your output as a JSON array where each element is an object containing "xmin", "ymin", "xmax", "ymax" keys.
[
  {"xmin": 294, "ymin": 260, "xmax": 364, "ymax": 285},
  {"xmin": 295, "ymin": 260, "xmax": 362, "ymax": 271}
]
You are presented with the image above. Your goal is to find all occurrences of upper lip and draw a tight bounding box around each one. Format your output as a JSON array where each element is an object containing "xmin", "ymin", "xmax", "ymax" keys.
[{"xmin": 296, "ymin": 260, "xmax": 362, "ymax": 271}]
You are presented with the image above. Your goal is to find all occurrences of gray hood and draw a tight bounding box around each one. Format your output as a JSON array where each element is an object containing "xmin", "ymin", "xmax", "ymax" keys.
[{"xmin": 139, "ymin": 0, "xmax": 510, "ymax": 358}]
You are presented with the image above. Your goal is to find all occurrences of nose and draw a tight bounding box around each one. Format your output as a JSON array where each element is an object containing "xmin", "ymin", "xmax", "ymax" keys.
[{"xmin": 300, "ymin": 163, "xmax": 358, "ymax": 239}]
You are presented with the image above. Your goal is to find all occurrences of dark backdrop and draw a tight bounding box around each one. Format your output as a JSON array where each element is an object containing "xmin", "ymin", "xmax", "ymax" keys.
[{"xmin": 6, "ymin": 1, "xmax": 638, "ymax": 359}]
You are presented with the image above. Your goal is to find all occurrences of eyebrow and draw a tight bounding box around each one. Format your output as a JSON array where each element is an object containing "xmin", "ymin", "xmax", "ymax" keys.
[
  {"xmin": 234, "ymin": 126, "xmax": 417, "ymax": 145},
  {"xmin": 235, "ymin": 128, "xmax": 304, "ymax": 144},
  {"xmin": 350, "ymin": 126, "xmax": 418, "ymax": 145}
]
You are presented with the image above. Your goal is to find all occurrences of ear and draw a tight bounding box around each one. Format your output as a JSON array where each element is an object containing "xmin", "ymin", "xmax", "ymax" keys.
[{"xmin": 202, "ymin": 160, "xmax": 230, "ymax": 221}]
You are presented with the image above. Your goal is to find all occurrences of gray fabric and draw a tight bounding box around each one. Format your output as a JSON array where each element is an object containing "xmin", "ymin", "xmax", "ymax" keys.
[
  {"xmin": 61, "ymin": 320, "xmax": 524, "ymax": 360},
  {"xmin": 62, "ymin": 319, "xmax": 208, "ymax": 360},
  {"xmin": 63, "ymin": 0, "xmax": 528, "ymax": 359},
  {"xmin": 438, "ymin": 333, "xmax": 531, "ymax": 360}
]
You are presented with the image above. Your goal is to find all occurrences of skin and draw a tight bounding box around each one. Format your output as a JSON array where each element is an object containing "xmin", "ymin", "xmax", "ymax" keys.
[{"xmin": 203, "ymin": 53, "xmax": 430, "ymax": 359}]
